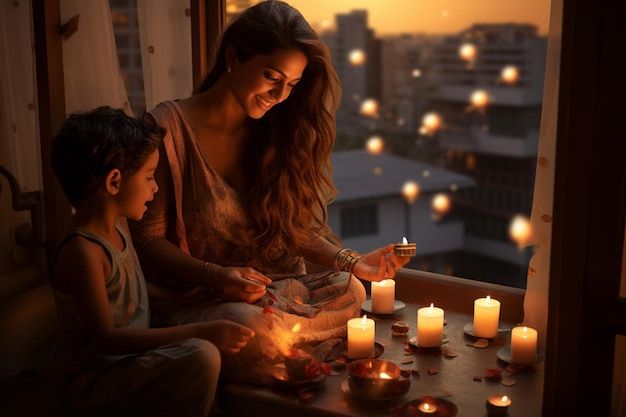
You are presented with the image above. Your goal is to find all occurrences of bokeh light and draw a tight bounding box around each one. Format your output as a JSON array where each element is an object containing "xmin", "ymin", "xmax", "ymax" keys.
[
  {"xmin": 360, "ymin": 98, "xmax": 379, "ymax": 117},
  {"xmin": 421, "ymin": 112, "xmax": 443, "ymax": 134},
  {"xmin": 432, "ymin": 193, "xmax": 451, "ymax": 214},
  {"xmin": 366, "ymin": 136, "xmax": 384, "ymax": 154},
  {"xmin": 459, "ymin": 43, "xmax": 477, "ymax": 62},
  {"xmin": 501, "ymin": 65, "xmax": 520, "ymax": 84},
  {"xmin": 470, "ymin": 89, "xmax": 490, "ymax": 109},
  {"xmin": 402, "ymin": 181, "xmax": 420, "ymax": 204},
  {"xmin": 349, "ymin": 49, "xmax": 366, "ymax": 66},
  {"xmin": 509, "ymin": 214, "xmax": 532, "ymax": 247}
]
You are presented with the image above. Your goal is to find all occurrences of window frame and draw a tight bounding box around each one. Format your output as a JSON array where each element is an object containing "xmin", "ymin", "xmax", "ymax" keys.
[{"xmin": 32, "ymin": 0, "xmax": 626, "ymax": 415}]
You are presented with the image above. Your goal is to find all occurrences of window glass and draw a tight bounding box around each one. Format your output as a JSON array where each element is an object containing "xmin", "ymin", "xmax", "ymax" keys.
[
  {"xmin": 116, "ymin": 0, "xmax": 550, "ymax": 289},
  {"xmin": 233, "ymin": 0, "xmax": 549, "ymax": 290}
]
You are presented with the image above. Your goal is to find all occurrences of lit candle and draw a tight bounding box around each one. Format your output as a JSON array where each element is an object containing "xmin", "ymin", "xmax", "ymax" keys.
[
  {"xmin": 510, "ymin": 326, "xmax": 538, "ymax": 364},
  {"xmin": 417, "ymin": 303, "xmax": 444, "ymax": 347},
  {"xmin": 347, "ymin": 315, "xmax": 375, "ymax": 359},
  {"xmin": 371, "ymin": 279, "xmax": 395, "ymax": 314},
  {"xmin": 473, "ymin": 295, "xmax": 501, "ymax": 338},
  {"xmin": 394, "ymin": 236, "xmax": 416, "ymax": 257},
  {"xmin": 486, "ymin": 394, "xmax": 512, "ymax": 416},
  {"xmin": 417, "ymin": 402, "xmax": 438, "ymax": 416}
]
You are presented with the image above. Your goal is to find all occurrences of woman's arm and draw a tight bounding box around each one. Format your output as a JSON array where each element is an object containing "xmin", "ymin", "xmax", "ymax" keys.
[{"xmin": 305, "ymin": 235, "xmax": 409, "ymax": 282}]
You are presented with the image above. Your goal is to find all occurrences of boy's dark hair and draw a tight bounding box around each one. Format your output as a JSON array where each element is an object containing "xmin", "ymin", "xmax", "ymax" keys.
[{"xmin": 51, "ymin": 106, "xmax": 164, "ymax": 206}]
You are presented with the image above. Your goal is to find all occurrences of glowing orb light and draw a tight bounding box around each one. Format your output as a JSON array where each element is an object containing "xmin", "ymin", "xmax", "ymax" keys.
[
  {"xmin": 421, "ymin": 112, "xmax": 442, "ymax": 134},
  {"xmin": 349, "ymin": 49, "xmax": 366, "ymax": 66},
  {"xmin": 470, "ymin": 89, "xmax": 490, "ymax": 109},
  {"xmin": 402, "ymin": 181, "xmax": 420, "ymax": 204},
  {"xmin": 509, "ymin": 215, "xmax": 532, "ymax": 246},
  {"xmin": 366, "ymin": 136, "xmax": 384, "ymax": 154},
  {"xmin": 360, "ymin": 99, "xmax": 379, "ymax": 117},
  {"xmin": 412, "ymin": 69, "xmax": 422, "ymax": 78},
  {"xmin": 501, "ymin": 65, "xmax": 520, "ymax": 84},
  {"xmin": 459, "ymin": 43, "xmax": 477, "ymax": 62},
  {"xmin": 432, "ymin": 193, "xmax": 451, "ymax": 214}
]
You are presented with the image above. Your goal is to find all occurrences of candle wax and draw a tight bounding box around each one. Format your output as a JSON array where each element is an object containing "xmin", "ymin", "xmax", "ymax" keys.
[
  {"xmin": 473, "ymin": 296, "xmax": 501, "ymax": 338},
  {"xmin": 510, "ymin": 326, "xmax": 538, "ymax": 364},
  {"xmin": 371, "ymin": 279, "xmax": 395, "ymax": 314},
  {"xmin": 347, "ymin": 316, "xmax": 375, "ymax": 359},
  {"xmin": 417, "ymin": 304, "xmax": 444, "ymax": 347}
]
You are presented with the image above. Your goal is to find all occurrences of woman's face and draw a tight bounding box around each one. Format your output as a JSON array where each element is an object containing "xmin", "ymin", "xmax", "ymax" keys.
[{"xmin": 228, "ymin": 47, "xmax": 308, "ymax": 119}]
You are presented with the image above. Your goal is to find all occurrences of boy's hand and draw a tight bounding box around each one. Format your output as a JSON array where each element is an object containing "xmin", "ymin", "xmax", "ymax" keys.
[{"xmin": 198, "ymin": 320, "xmax": 255, "ymax": 354}]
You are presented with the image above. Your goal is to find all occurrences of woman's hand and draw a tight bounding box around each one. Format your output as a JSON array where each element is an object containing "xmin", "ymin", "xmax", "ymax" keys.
[
  {"xmin": 352, "ymin": 243, "xmax": 409, "ymax": 282},
  {"xmin": 196, "ymin": 320, "xmax": 255, "ymax": 354},
  {"xmin": 211, "ymin": 265, "xmax": 272, "ymax": 303}
]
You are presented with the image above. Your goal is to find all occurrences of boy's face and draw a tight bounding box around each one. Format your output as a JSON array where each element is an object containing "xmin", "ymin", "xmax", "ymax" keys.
[{"xmin": 117, "ymin": 149, "xmax": 159, "ymax": 221}]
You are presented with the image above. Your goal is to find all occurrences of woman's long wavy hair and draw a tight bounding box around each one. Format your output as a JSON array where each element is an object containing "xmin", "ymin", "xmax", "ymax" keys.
[{"xmin": 194, "ymin": 1, "xmax": 342, "ymax": 264}]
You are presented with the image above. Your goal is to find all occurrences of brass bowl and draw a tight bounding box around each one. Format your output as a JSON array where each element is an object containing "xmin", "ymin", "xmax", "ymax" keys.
[{"xmin": 347, "ymin": 359, "xmax": 408, "ymax": 399}]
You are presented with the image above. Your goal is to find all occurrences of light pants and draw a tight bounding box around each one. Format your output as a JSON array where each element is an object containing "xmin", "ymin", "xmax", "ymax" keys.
[{"xmin": 65, "ymin": 338, "xmax": 220, "ymax": 417}]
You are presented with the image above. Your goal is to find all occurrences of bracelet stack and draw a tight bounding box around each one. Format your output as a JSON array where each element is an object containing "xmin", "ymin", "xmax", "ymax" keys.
[
  {"xmin": 333, "ymin": 248, "xmax": 361, "ymax": 275},
  {"xmin": 203, "ymin": 261, "xmax": 216, "ymax": 289}
]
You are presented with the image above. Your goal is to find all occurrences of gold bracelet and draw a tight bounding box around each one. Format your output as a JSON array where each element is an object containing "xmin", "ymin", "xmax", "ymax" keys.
[
  {"xmin": 333, "ymin": 248, "xmax": 361, "ymax": 274},
  {"xmin": 203, "ymin": 261, "xmax": 216, "ymax": 288}
]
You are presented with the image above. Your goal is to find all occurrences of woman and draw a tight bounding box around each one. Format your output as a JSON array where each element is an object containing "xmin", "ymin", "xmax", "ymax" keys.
[{"xmin": 130, "ymin": 0, "xmax": 408, "ymax": 384}]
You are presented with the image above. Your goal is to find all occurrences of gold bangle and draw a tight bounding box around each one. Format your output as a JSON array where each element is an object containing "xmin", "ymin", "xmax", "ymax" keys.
[
  {"xmin": 333, "ymin": 248, "xmax": 361, "ymax": 274},
  {"xmin": 203, "ymin": 261, "xmax": 216, "ymax": 288}
]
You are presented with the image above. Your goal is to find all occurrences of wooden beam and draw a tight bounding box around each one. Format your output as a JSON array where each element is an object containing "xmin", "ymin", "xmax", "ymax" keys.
[{"xmin": 190, "ymin": 0, "xmax": 225, "ymax": 87}]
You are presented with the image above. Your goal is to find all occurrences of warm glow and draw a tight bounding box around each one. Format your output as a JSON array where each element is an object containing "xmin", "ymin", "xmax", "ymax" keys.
[
  {"xmin": 459, "ymin": 42, "xmax": 477, "ymax": 61},
  {"xmin": 502, "ymin": 395, "xmax": 508, "ymax": 402},
  {"xmin": 429, "ymin": 303, "xmax": 434, "ymax": 314},
  {"xmin": 366, "ymin": 136, "xmax": 384, "ymax": 154},
  {"xmin": 470, "ymin": 89, "xmax": 490, "ymax": 108},
  {"xmin": 423, "ymin": 403, "xmax": 431, "ymax": 411},
  {"xmin": 291, "ymin": 323, "xmax": 301, "ymax": 333},
  {"xmin": 402, "ymin": 236, "xmax": 408, "ymax": 244},
  {"xmin": 501, "ymin": 65, "xmax": 520, "ymax": 84},
  {"xmin": 402, "ymin": 181, "xmax": 420, "ymax": 203},
  {"xmin": 432, "ymin": 193, "xmax": 451, "ymax": 214},
  {"xmin": 379, "ymin": 372, "xmax": 392, "ymax": 379},
  {"xmin": 509, "ymin": 214, "xmax": 532, "ymax": 246},
  {"xmin": 361, "ymin": 315, "xmax": 368, "ymax": 325},
  {"xmin": 421, "ymin": 112, "xmax": 442, "ymax": 134},
  {"xmin": 349, "ymin": 49, "xmax": 366, "ymax": 65},
  {"xmin": 360, "ymin": 99, "xmax": 379, "ymax": 117},
  {"xmin": 373, "ymin": 166, "xmax": 383, "ymax": 175},
  {"xmin": 412, "ymin": 69, "xmax": 422, "ymax": 78},
  {"xmin": 486, "ymin": 295, "xmax": 491, "ymax": 304}
]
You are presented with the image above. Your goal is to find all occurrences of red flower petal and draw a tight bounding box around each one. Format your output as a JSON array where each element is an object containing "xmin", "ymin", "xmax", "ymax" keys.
[
  {"xmin": 427, "ymin": 368, "xmax": 438, "ymax": 375},
  {"xmin": 262, "ymin": 306, "xmax": 275, "ymax": 314}
]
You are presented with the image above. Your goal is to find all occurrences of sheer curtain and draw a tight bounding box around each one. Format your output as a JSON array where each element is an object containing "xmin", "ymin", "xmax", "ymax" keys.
[
  {"xmin": 60, "ymin": 0, "xmax": 130, "ymax": 114},
  {"xmin": 137, "ymin": 0, "xmax": 192, "ymax": 112},
  {"xmin": 0, "ymin": 0, "xmax": 41, "ymax": 274},
  {"xmin": 522, "ymin": 0, "xmax": 561, "ymax": 350}
]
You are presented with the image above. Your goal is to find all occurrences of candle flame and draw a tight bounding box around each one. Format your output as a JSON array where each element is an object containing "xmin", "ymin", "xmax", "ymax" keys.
[
  {"xmin": 486, "ymin": 295, "xmax": 491, "ymax": 304},
  {"xmin": 523, "ymin": 326, "xmax": 528, "ymax": 333},
  {"xmin": 429, "ymin": 303, "xmax": 434, "ymax": 314},
  {"xmin": 502, "ymin": 395, "xmax": 508, "ymax": 402},
  {"xmin": 291, "ymin": 323, "xmax": 301, "ymax": 333},
  {"xmin": 423, "ymin": 403, "xmax": 431, "ymax": 410},
  {"xmin": 402, "ymin": 236, "xmax": 408, "ymax": 244},
  {"xmin": 361, "ymin": 315, "xmax": 368, "ymax": 325},
  {"xmin": 379, "ymin": 372, "xmax": 392, "ymax": 379}
]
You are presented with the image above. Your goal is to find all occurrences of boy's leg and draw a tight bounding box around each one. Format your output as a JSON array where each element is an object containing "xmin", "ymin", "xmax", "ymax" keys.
[{"xmin": 66, "ymin": 338, "xmax": 220, "ymax": 417}]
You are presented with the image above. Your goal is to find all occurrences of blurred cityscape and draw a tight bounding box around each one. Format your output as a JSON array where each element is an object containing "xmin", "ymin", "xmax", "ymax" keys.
[{"xmin": 110, "ymin": 1, "xmax": 547, "ymax": 289}]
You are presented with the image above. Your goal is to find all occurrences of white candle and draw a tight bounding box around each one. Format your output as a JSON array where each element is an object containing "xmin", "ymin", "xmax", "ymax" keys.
[
  {"xmin": 371, "ymin": 279, "xmax": 395, "ymax": 314},
  {"xmin": 417, "ymin": 303, "xmax": 444, "ymax": 347},
  {"xmin": 473, "ymin": 295, "xmax": 501, "ymax": 338},
  {"xmin": 347, "ymin": 315, "xmax": 375, "ymax": 359},
  {"xmin": 486, "ymin": 394, "xmax": 511, "ymax": 416},
  {"xmin": 510, "ymin": 326, "xmax": 538, "ymax": 364}
]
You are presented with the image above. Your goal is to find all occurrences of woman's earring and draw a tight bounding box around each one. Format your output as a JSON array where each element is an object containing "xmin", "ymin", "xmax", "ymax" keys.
[{"xmin": 227, "ymin": 66, "xmax": 231, "ymax": 74}]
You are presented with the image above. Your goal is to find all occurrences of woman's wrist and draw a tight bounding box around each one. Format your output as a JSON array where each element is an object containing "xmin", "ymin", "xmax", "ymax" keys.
[
  {"xmin": 202, "ymin": 261, "xmax": 218, "ymax": 295},
  {"xmin": 333, "ymin": 248, "xmax": 361, "ymax": 275}
]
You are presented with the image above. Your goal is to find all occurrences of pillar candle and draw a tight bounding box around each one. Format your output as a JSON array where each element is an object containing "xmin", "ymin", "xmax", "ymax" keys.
[
  {"xmin": 510, "ymin": 326, "xmax": 538, "ymax": 364},
  {"xmin": 371, "ymin": 279, "xmax": 395, "ymax": 314},
  {"xmin": 347, "ymin": 315, "xmax": 375, "ymax": 359},
  {"xmin": 417, "ymin": 303, "xmax": 444, "ymax": 347},
  {"xmin": 473, "ymin": 295, "xmax": 501, "ymax": 338}
]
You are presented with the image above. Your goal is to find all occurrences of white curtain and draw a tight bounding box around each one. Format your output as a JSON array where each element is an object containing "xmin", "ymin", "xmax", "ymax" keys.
[
  {"xmin": 522, "ymin": 0, "xmax": 561, "ymax": 350},
  {"xmin": 60, "ymin": 0, "xmax": 130, "ymax": 114},
  {"xmin": 137, "ymin": 0, "xmax": 192, "ymax": 112},
  {"xmin": 0, "ymin": 0, "xmax": 41, "ymax": 273}
]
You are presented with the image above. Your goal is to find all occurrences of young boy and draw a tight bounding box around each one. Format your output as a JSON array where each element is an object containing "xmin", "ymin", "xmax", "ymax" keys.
[{"xmin": 50, "ymin": 106, "xmax": 254, "ymax": 416}]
